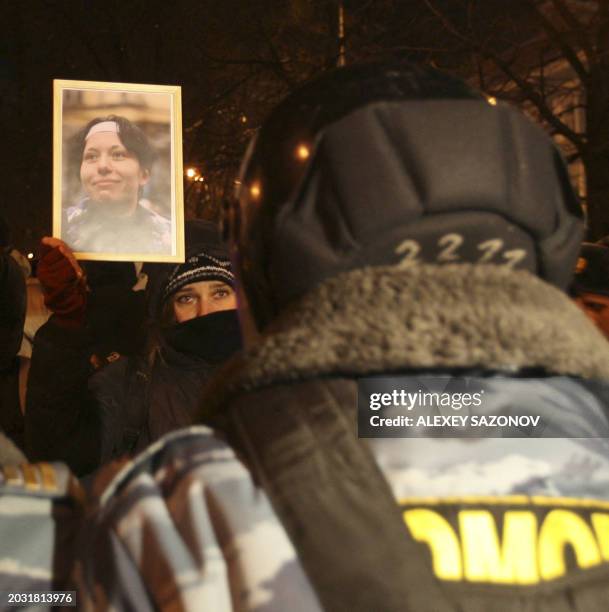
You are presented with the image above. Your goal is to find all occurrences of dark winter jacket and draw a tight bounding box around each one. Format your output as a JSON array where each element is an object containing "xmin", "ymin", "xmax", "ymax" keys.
[
  {"xmin": 25, "ymin": 285, "xmax": 146, "ymax": 476},
  {"xmin": 87, "ymin": 218, "xmax": 241, "ymax": 463},
  {"xmin": 0, "ymin": 258, "xmax": 84, "ymax": 601},
  {"xmin": 0, "ymin": 251, "xmax": 26, "ymax": 451},
  {"xmin": 25, "ymin": 318, "xmax": 103, "ymax": 475},
  {"xmin": 74, "ymin": 264, "xmax": 609, "ymax": 611},
  {"xmin": 90, "ymin": 340, "xmax": 217, "ymax": 463},
  {"xmin": 26, "ymin": 297, "xmax": 239, "ymax": 476},
  {"xmin": 93, "ymin": 306, "xmax": 241, "ymax": 453}
]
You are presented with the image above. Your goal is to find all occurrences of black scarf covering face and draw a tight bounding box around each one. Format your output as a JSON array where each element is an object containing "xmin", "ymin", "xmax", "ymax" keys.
[
  {"xmin": 131, "ymin": 310, "xmax": 243, "ymax": 450},
  {"xmin": 162, "ymin": 309, "xmax": 242, "ymax": 364}
]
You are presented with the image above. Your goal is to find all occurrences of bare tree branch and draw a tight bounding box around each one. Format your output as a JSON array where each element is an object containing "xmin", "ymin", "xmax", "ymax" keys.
[
  {"xmin": 551, "ymin": 0, "xmax": 595, "ymax": 63},
  {"xmin": 200, "ymin": 52, "xmax": 291, "ymax": 69},
  {"xmin": 186, "ymin": 72, "xmax": 259, "ymax": 132},
  {"xmin": 524, "ymin": 0, "xmax": 589, "ymax": 83},
  {"xmin": 421, "ymin": 0, "xmax": 586, "ymax": 151},
  {"xmin": 485, "ymin": 48, "xmax": 585, "ymax": 149},
  {"xmin": 423, "ymin": 0, "xmax": 470, "ymax": 43},
  {"xmin": 255, "ymin": 17, "xmax": 298, "ymax": 88}
]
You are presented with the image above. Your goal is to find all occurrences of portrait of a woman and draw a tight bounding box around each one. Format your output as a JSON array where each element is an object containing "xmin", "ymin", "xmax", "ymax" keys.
[{"xmin": 63, "ymin": 115, "xmax": 172, "ymax": 255}]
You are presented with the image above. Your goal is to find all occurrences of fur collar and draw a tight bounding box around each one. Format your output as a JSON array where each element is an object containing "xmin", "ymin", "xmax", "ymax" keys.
[{"xmin": 200, "ymin": 264, "xmax": 609, "ymax": 414}]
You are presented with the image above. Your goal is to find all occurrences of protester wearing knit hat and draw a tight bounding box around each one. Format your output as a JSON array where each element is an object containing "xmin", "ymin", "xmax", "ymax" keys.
[
  {"xmin": 121, "ymin": 220, "xmax": 240, "ymax": 449},
  {"xmin": 26, "ymin": 220, "xmax": 241, "ymax": 476},
  {"xmin": 146, "ymin": 219, "xmax": 235, "ymax": 320}
]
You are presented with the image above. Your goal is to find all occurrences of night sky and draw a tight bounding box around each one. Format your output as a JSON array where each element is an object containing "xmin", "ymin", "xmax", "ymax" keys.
[{"xmin": 2, "ymin": 1, "xmax": 607, "ymax": 249}]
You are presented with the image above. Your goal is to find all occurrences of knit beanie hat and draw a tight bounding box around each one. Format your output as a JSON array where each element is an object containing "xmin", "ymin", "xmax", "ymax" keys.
[
  {"xmin": 162, "ymin": 251, "xmax": 233, "ymax": 303},
  {"xmin": 146, "ymin": 220, "xmax": 234, "ymax": 318}
]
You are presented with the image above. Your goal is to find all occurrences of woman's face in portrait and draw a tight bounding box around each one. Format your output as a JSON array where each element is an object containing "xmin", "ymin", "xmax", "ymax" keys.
[
  {"xmin": 171, "ymin": 281, "xmax": 237, "ymax": 323},
  {"xmin": 80, "ymin": 131, "xmax": 150, "ymax": 214}
]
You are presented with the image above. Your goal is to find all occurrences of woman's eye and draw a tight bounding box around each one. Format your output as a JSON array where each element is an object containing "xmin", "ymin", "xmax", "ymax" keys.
[
  {"xmin": 212, "ymin": 289, "xmax": 231, "ymax": 299},
  {"xmin": 176, "ymin": 294, "xmax": 195, "ymax": 305},
  {"xmin": 83, "ymin": 152, "xmax": 98, "ymax": 162},
  {"xmin": 111, "ymin": 151, "xmax": 127, "ymax": 161}
]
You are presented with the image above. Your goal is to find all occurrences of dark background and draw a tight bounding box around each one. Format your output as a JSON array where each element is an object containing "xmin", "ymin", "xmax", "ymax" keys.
[{"xmin": 2, "ymin": 0, "xmax": 608, "ymax": 254}]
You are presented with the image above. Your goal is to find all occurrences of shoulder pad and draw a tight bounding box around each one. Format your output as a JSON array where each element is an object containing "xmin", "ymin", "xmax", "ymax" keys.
[
  {"xmin": 0, "ymin": 462, "xmax": 85, "ymax": 503},
  {"xmin": 99, "ymin": 425, "xmax": 221, "ymax": 504}
]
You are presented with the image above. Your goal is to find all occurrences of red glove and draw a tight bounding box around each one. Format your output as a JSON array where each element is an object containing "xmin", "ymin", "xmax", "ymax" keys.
[{"xmin": 37, "ymin": 238, "xmax": 87, "ymax": 328}]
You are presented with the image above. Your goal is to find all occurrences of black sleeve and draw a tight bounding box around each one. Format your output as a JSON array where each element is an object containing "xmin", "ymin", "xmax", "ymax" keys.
[
  {"xmin": 25, "ymin": 318, "xmax": 102, "ymax": 476},
  {"xmin": 0, "ymin": 253, "xmax": 26, "ymax": 452},
  {"xmin": 0, "ymin": 252, "xmax": 26, "ymax": 371}
]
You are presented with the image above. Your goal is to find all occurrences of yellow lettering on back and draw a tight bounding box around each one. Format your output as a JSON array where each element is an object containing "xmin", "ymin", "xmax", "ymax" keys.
[
  {"xmin": 402, "ymin": 504, "xmax": 609, "ymax": 584},
  {"xmin": 459, "ymin": 510, "xmax": 538, "ymax": 584},
  {"xmin": 403, "ymin": 509, "xmax": 462, "ymax": 580},
  {"xmin": 591, "ymin": 513, "xmax": 609, "ymax": 561},
  {"xmin": 538, "ymin": 510, "xmax": 602, "ymax": 580}
]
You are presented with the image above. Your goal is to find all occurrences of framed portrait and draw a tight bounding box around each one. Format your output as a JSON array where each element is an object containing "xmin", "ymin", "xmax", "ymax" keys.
[{"xmin": 53, "ymin": 79, "xmax": 185, "ymax": 262}]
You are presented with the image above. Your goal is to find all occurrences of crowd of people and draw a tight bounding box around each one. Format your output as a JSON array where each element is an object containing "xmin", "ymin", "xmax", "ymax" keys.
[{"xmin": 2, "ymin": 61, "xmax": 609, "ymax": 611}]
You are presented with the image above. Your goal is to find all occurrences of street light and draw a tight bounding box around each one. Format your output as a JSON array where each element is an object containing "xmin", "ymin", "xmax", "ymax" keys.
[
  {"xmin": 250, "ymin": 182, "xmax": 261, "ymax": 199},
  {"xmin": 296, "ymin": 144, "xmax": 310, "ymax": 161},
  {"xmin": 186, "ymin": 167, "xmax": 197, "ymax": 179}
]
